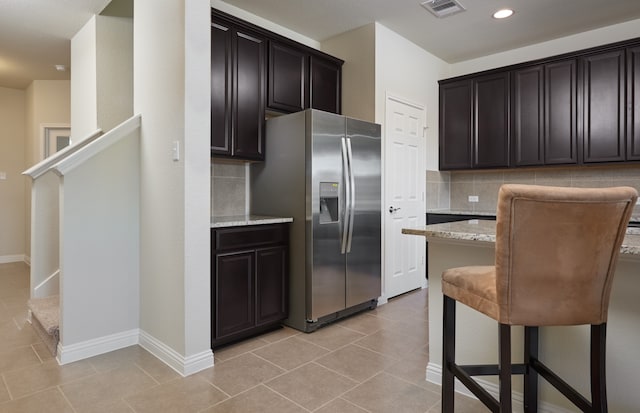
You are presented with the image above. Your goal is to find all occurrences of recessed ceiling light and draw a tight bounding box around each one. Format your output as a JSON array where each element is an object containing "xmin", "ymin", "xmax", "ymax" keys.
[
  {"xmin": 493, "ymin": 8, "xmax": 514, "ymax": 19},
  {"xmin": 55, "ymin": 65, "xmax": 66, "ymax": 72}
]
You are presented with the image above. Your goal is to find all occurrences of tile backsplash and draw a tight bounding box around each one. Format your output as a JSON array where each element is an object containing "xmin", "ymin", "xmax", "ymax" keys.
[
  {"xmin": 428, "ymin": 165, "xmax": 640, "ymax": 215},
  {"xmin": 211, "ymin": 160, "xmax": 247, "ymax": 216}
]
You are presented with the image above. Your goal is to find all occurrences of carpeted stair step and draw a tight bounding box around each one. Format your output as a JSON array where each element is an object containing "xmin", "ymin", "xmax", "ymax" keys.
[{"xmin": 27, "ymin": 295, "xmax": 60, "ymax": 356}]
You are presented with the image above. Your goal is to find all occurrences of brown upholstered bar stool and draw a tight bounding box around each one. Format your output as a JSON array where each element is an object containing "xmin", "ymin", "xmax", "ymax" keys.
[{"xmin": 441, "ymin": 184, "xmax": 637, "ymax": 413}]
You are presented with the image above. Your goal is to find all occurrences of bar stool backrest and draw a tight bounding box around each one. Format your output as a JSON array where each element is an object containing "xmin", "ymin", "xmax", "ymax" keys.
[{"xmin": 494, "ymin": 184, "xmax": 637, "ymax": 326}]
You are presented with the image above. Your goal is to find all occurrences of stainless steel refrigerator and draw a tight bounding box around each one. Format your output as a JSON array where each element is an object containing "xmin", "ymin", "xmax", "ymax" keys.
[{"xmin": 251, "ymin": 109, "xmax": 381, "ymax": 332}]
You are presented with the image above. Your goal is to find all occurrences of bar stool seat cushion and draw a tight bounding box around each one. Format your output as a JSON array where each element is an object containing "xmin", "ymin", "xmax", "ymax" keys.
[{"xmin": 442, "ymin": 265, "xmax": 498, "ymax": 320}]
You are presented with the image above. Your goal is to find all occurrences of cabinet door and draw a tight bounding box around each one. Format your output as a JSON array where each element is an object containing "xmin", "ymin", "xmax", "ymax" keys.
[
  {"xmin": 629, "ymin": 46, "xmax": 640, "ymax": 161},
  {"xmin": 256, "ymin": 246, "xmax": 287, "ymax": 325},
  {"xmin": 233, "ymin": 29, "xmax": 266, "ymax": 160},
  {"xmin": 211, "ymin": 21, "xmax": 232, "ymax": 156},
  {"xmin": 545, "ymin": 59, "xmax": 577, "ymax": 164},
  {"xmin": 309, "ymin": 55, "xmax": 342, "ymax": 114},
  {"xmin": 474, "ymin": 72, "xmax": 510, "ymax": 168},
  {"xmin": 213, "ymin": 251, "xmax": 255, "ymax": 340},
  {"xmin": 268, "ymin": 41, "xmax": 307, "ymax": 113},
  {"xmin": 439, "ymin": 80, "xmax": 473, "ymax": 170},
  {"xmin": 512, "ymin": 66, "xmax": 544, "ymax": 166},
  {"xmin": 582, "ymin": 50, "xmax": 626, "ymax": 163}
]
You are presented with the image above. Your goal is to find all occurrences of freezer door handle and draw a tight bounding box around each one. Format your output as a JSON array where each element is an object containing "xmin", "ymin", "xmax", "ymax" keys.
[
  {"xmin": 345, "ymin": 137, "xmax": 356, "ymax": 253},
  {"xmin": 341, "ymin": 137, "xmax": 350, "ymax": 254}
]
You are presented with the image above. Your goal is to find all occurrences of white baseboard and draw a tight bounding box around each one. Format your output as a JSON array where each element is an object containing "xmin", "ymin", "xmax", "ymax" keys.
[
  {"xmin": 139, "ymin": 330, "xmax": 213, "ymax": 377},
  {"xmin": 0, "ymin": 254, "xmax": 27, "ymax": 264},
  {"xmin": 57, "ymin": 329, "xmax": 139, "ymax": 365},
  {"xmin": 426, "ymin": 362, "xmax": 577, "ymax": 413},
  {"xmin": 55, "ymin": 328, "xmax": 213, "ymax": 377}
]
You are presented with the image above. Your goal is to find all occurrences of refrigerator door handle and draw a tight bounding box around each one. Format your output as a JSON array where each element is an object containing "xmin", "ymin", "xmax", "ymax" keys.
[
  {"xmin": 341, "ymin": 137, "xmax": 350, "ymax": 254},
  {"xmin": 346, "ymin": 137, "xmax": 356, "ymax": 253}
]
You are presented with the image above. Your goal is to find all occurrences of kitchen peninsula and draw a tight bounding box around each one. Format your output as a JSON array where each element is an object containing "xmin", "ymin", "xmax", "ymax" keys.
[{"xmin": 403, "ymin": 220, "xmax": 640, "ymax": 412}]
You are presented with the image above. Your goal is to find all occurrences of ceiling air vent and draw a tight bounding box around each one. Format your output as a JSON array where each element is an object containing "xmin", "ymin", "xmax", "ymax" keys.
[{"xmin": 421, "ymin": 0, "xmax": 466, "ymax": 18}]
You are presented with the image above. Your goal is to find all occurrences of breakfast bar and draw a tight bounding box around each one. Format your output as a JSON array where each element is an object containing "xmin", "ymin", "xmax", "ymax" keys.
[{"xmin": 403, "ymin": 220, "xmax": 640, "ymax": 412}]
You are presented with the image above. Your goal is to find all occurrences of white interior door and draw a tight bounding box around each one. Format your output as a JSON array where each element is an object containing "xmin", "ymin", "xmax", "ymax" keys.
[{"xmin": 384, "ymin": 95, "xmax": 426, "ymax": 299}]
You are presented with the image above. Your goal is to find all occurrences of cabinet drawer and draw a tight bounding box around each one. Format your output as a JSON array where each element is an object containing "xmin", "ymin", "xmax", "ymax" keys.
[{"xmin": 213, "ymin": 224, "xmax": 287, "ymax": 251}]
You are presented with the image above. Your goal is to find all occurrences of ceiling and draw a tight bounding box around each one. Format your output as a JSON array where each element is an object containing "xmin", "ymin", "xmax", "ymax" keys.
[
  {"xmin": 221, "ymin": 0, "xmax": 640, "ymax": 62},
  {"xmin": 2, "ymin": 0, "xmax": 640, "ymax": 90}
]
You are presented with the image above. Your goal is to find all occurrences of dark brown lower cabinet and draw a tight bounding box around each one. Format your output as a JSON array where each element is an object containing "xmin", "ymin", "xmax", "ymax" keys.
[{"xmin": 211, "ymin": 224, "xmax": 288, "ymax": 348}]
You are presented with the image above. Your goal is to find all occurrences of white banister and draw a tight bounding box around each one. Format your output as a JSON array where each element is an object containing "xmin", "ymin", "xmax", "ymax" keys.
[
  {"xmin": 23, "ymin": 129, "xmax": 103, "ymax": 180},
  {"xmin": 52, "ymin": 114, "xmax": 142, "ymax": 177}
]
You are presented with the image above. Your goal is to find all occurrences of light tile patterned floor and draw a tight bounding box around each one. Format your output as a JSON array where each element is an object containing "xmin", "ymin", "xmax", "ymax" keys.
[{"xmin": 0, "ymin": 262, "xmax": 485, "ymax": 412}]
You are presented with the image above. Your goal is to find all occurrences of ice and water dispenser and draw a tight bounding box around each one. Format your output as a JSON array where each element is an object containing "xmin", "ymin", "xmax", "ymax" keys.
[{"xmin": 319, "ymin": 182, "xmax": 339, "ymax": 224}]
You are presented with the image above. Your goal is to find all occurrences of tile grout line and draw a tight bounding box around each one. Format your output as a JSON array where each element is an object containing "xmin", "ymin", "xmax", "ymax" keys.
[
  {"xmin": 56, "ymin": 385, "xmax": 79, "ymax": 413},
  {"xmin": 1, "ymin": 373, "xmax": 14, "ymax": 401}
]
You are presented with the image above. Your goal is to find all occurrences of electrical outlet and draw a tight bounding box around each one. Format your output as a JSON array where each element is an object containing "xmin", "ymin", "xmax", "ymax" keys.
[
  {"xmin": 0, "ymin": 171, "xmax": 6, "ymax": 180},
  {"xmin": 468, "ymin": 195, "xmax": 479, "ymax": 203}
]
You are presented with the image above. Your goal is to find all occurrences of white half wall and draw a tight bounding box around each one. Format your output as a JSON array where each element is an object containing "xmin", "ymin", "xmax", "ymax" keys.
[{"xmin": 59, "ymin": 133, "xmax": 140, "ymax": 347}]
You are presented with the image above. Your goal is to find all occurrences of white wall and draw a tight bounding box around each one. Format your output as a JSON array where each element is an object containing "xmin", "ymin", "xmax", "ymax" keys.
[
  {"xmin": 71, "ymin": 16, "xmax": 98, "ymax": 138},
  {"xmin": 0, "ymin": 87, "xmax": 26, "ymax": 262},
  {"xmin": 96, "ymin": 15, "xmax": 133, "ymax": 132},
  {"xmin": 374, "ymin": 23, "xmax": 448, "ymax": 172},
  {"xmin": 135, "ymin": 0, "xmax": 212, "ymax": 374}
]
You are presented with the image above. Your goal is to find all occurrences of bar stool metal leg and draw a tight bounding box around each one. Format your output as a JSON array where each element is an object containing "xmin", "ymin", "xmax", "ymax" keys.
[
  {"xmin": 591, "ymin": 323, "xmax": 608, "ymax": 413},
  {"xmin": 524, "ymin": 326, "xmax": 539, "ymax": 413},
  {"xmin": 498, "ymin": 324, "xmax": 512, "ymax": 412},
  {"xmin": 442, "ymin": 296, "xmax": 456, "ymax": 412}
]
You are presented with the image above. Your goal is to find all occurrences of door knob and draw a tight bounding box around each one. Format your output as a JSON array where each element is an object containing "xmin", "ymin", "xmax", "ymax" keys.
[{"xmin": 389, "ymin": 206, "xmax": 401, "ymax": 213}]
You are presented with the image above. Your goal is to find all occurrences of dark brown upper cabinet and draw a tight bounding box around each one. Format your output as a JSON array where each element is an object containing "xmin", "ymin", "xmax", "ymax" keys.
[
  {"xmin": 581, "ymin": 50, "xmax": 626, "ymax": 163},
  {"xmin": 439, "ymin": 79, "xmax": 473, "ymax": 170},
  {"xmin": 512, "ymin": 65, "xmax": 544, "ymax": 166},
  {"xmin": 629, "ymin": 46, "xmax": 640, "ymax": 161},
  {"xmin": 268, "ymin": 41, "xmax": 308, "ymax": 113},
  {"xmin": 212, "ymin": 9, "xmax": 343, "ymax": 161},
  {"xmin": 267, "ymin": 41, "xmax": 343, "ymax": 115},
  {"xmin": 474, "ymin": 72, "xmax": 510, "ymax": 168},
  {"xmin": 439, "ymin": 36, "xmax": 640, "ymax": 170},
  {"xmin": 438, "ymin": 73, "xmax": 509, "ymax": 170},
  {"xmin": 211, "ymin": 15, "xmax": 266, "ymax": 161},
  {"xmin": 512, "ymin": 61, "xmax": 578, "ymax": 166},
  {"xmin": 310, "ymin": 55, "xmax": 342, "ymax": 114},
  {"xmin": 545, "ymin": 59, "xmax": 577, "ymax": 164}
]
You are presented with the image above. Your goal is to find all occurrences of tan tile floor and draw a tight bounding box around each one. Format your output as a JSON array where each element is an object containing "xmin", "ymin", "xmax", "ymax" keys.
[{"xmin": 0, "ymin": 262, "xmax": 485, "ymax": 412}]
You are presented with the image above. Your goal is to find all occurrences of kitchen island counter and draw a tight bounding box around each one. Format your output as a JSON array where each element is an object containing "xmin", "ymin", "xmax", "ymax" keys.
[
  {"xmin": 403, "ymin": 219, "xmax": 640, "ymax": 256},
  {"xmin": 403, "ymin": 220, "xmax": 640, "ymax": 412}
]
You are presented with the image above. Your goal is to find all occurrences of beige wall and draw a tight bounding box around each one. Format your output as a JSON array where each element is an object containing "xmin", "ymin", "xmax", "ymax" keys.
[
  {"xmin": 322, "ymin": 24, "xmax": 376, "ymax": 123},
  {"xmin": 0, "ymin": 87, "xmax": 26, "ymax": 262},
  {"xmin": 24, "ymin": 80, "xmax": 71, "ymax": 261}
]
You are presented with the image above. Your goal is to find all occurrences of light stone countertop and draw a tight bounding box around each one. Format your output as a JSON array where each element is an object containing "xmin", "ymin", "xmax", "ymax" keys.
[
  {"xmin": 402, "ymin": 219, "xmax": 640, "ymax": 256},
  {"xmin": 427, "ymin": 208, "xmax": 640, "ymax": 224},
  {"xmin": 211, "ymin": 215, "xmax": 293, "ymax": 228}
]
